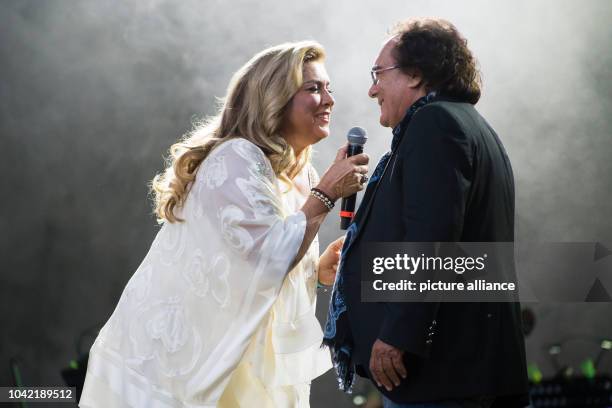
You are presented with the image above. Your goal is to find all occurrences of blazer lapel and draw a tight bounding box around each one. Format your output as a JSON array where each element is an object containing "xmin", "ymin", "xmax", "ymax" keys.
[{"xmin": 344, "ymin": 149, "xmax": 397, "ymax": 255}]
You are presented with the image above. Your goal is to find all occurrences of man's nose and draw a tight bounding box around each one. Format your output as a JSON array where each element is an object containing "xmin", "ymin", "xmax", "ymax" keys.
[{"xmin": 368, "ymin": 82, "xmax": 378, "ymax": 98}]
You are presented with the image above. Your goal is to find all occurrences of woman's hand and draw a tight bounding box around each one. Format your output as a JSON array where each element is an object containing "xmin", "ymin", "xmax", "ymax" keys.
[
  {"xmin": 318, "ymin": 236, "xmax": 345, "ymax": 286},
  {"xmin": 317, "ymin": 144, "xmax": 369, "ymax": 202},
  {"xmin": 295, "ymin": 145, "xmax": 367, "ymax": 269}
]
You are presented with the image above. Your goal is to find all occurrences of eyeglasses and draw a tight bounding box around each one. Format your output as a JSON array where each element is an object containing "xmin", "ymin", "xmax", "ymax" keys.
[{"xmin": 370, "ymin": 65, "xmax": 400, "ymax": 85}]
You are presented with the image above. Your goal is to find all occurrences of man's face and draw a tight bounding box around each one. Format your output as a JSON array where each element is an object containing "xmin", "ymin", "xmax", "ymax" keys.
[{"xmin": 368, "ymin": 38, "xmax": 424, "ymax": 128}]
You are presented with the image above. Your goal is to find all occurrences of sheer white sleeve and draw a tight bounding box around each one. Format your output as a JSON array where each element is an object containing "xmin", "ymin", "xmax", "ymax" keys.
[
  {"xmin": 194, "ymin": 138, "xmax": 306, "ymax": 287},
  {"xmin": 179, "ymin": 138, "xmax": 307, "ymax": 402},
  {"xmin": 80, "ymin": 138, "xmax": 309, "ymax": 408}
]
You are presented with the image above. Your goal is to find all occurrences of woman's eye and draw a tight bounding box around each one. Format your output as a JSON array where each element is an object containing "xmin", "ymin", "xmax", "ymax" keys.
[{"xmin": 307, "ymin": 85, "xmax": 333, "ymax": 94}]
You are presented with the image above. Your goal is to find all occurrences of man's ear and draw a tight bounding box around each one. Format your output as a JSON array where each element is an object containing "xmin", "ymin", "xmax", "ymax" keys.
[{"xmin": 406, "ymin": 70, "xmax": 423, "ymax": 89}]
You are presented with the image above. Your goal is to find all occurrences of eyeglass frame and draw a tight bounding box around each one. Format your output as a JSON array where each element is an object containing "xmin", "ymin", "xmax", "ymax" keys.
[{"xmin": 370, "ymin": 64, "xmax": 400, "ymax": 85}]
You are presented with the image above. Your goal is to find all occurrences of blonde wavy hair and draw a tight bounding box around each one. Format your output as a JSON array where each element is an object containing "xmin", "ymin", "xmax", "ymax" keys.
[{"xmin": 151, "ymin": 41, "xmax": 326, "ymax": 223}]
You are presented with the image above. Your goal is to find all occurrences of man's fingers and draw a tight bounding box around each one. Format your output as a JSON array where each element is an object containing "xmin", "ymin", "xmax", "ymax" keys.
[
  {"xmin": 369, "ymin": 357, "xmax": 381, "ymax": 387},
  {"xmin": 375, "ymin": 358, "xmax": 394, "ymax": 391},
  {"xmin": 370, "ymin": 351, "xmax": 394, "ymax": 391},
  {"xmin": 370, "ymin": 370, "xmax": 380, "ymax": 388},
  {"xmin": 382, "ymin": 356, "xmax": 401, "ymax": 386},
  {"xmin": 391, "ymin": 354, "xmax": 408, "ymax": 379},
  {"xmin": 370, "ymin": 339, "xmax": 406, "ymax": 390}
]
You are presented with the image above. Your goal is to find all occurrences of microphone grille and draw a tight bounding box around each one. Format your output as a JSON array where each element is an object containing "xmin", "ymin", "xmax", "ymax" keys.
[{"xmin": 347, "ymin": 126, "xmax": 368, "ymax": 146}]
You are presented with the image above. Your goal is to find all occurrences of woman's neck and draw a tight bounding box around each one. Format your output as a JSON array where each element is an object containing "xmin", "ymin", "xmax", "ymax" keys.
[
  {"xmin": 290, "ymin": 143, "xmax": 306, "ymax": 158},
  {"xmin": 284, "ymin": 133, "xmax": 307, "ymax": 158}
]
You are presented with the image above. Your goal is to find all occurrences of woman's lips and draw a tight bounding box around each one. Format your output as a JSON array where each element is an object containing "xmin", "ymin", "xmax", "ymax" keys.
[{"xmin": 316, "ymin": 112, "xmax": 330, "ymax": 123}]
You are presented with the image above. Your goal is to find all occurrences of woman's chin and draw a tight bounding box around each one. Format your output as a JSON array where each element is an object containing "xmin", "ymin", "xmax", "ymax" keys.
[
  {"xmin": 297, "ymin": 126, "xmax": 330, "ymax": 148},
  {"xmin": 314, "ymin": 126, "xmax": 330, "ymax": 141}
]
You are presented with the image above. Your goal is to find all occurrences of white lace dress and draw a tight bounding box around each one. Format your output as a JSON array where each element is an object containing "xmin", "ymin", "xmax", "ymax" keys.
[{"xmin": 80, "ymin": 138, "xmax": 332, "ymax": 408}]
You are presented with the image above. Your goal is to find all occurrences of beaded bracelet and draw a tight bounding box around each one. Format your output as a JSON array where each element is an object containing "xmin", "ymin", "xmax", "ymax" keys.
[{"xmin": 310, "ymin": 188, "xmax": 335, "ymax": 211}]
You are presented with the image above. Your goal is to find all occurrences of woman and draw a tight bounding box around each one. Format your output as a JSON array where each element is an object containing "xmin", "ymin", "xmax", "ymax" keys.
[{"xmin": 80, "ymin": 41, "xmax": 368, "ymax": 407}]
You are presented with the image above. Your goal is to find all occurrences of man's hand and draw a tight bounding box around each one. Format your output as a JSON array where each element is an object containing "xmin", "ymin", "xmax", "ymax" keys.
[{"xmin": 369, "ymin": 339, "xmax": 407, "ymax": 391}]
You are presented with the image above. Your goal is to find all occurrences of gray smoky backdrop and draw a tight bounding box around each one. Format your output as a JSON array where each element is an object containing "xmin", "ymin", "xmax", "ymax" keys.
[{"xmin": 1, "ymin": 0, "xmax": 611, "ymax": 405}]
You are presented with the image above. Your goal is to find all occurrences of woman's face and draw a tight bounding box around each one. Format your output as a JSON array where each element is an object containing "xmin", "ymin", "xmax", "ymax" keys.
[{"xmin": 282, "ymin": 61, "xmax": 335, "ymax": 154}]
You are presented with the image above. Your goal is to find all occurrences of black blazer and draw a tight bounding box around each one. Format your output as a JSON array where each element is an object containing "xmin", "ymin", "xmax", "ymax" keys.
[{"xmin": 342, "ymin": 97, "xmax": 529, "ymax": 405}]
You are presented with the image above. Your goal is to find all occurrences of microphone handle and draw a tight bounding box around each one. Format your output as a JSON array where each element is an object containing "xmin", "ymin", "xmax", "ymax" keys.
[
  {"xmin": 346, "ymin": 143, "xmax": 363, "ymax": 158},
  {"xmin": 340, "ymin": 195, "xmax": 356, "ymax": 229},
  {"xmin": 339, "ymin": 144, "xmax": 364, "ymax": 230}
]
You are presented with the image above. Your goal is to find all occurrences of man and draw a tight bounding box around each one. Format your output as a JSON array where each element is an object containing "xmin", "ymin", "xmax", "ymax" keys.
[{"xmin": 323, "ymin": 18, "xmax": 529, "ymax": 407}]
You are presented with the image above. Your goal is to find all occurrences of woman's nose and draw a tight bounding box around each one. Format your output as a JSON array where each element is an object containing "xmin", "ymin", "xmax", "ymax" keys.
[{"xmin": 323, "ymin": 89, "xmax": 335, "ymax": 107}]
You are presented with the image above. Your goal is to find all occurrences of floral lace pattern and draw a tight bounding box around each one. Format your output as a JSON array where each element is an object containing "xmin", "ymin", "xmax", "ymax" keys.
[
  {"xmin": 83, "ymin": 138, "xmax": 313, "ymax": 407},
  {"xmin": 128, "ymin": 297, "xmax": 203, "ymax": 377},
  {"xmin": 218, "ymin": 205, "xmax": 254, "ymax": 254},
  {"xmin": 203, "ymin": 154, "xmax": 227, "ymax": 189}
]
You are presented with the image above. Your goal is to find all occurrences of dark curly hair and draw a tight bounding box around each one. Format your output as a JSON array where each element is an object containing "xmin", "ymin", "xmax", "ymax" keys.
[{"xmin": 390, "ymin": 18, "xmax": 481, "ymax": 104}]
